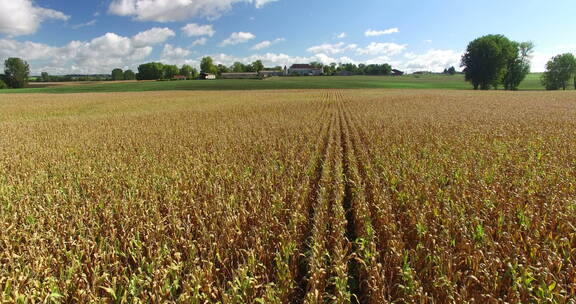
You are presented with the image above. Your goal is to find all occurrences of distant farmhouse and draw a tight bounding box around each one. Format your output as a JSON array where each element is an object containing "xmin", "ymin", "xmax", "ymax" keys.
[
  {"xmin": 392, "ymin": 69, "xmax": 405, "ymax": 76},
  {"xmin": 201, "ymin": 73, "xmax": 216, "ymax": 80},
  {"xmin": 221, "ymin": 72, "xmax": 260, "ymax": 79},
  {"xmin": 221, "ymin": 69, "xmax": 287, "ymax": 79},
  {"xmin": 260, "ymin": 69, "xmax": 286, "ymax": 78},
  {"xmin": 288, "ymin": 64, "xmax": 323, "ymax": 76}
]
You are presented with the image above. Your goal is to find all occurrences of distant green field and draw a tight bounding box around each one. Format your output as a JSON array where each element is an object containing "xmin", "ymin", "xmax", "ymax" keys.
[{"xmin": 1, "ymin": 74, "xmax": 545, "ymax": 94}]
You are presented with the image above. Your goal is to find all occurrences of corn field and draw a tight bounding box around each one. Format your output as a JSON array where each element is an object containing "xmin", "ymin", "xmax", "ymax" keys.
[{"xmin": 1, "ymin": 89, "xmax": 575, "ymax": 303}]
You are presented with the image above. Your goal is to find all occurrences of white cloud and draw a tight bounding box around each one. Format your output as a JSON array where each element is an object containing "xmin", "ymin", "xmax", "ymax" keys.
[
  {"xmin": 365, "ymin": 56, "xmax": 393, "ymax": 65},
  {"xmin": 181, "ymin": 23, "xmax": 215, "ymax": 37},
  {"xmin": 530, "ymin": 52, "xmax": 553, "ymax": 73},
  {"xmin": 192, "ymin": 37, "xmax": 208, "ymax": 46},
  {"xmin": 0, "ymin": 39, "xmax": 57, "ymax": 60},
  {"xmin": 424, "ymin": 39, "xmax": 433, "ymax": 44},
  {"xmin": 0, "ymin": 31, "xmax": 158, "ymax": 74},
  {"xmin": 254, "ymin": 0, "xmax": 278, "ymax": 8},
  {"xmin": 108, "ymin": 0, "xmax": 278, "ymax": 22},
  {"xmin": 365, "ymin": 28, "xmax": 399, "ymax": 37},
  {"xmin": 251, "ymin": 38, "xmax": 285, "ymax": 50},
  {"xmin": 357, "ymin": 42, "xmax": 407, "ymax": 56},
  {"xmin": 336, "ymin": 32, "xmax": 347, "ymax": 39},
  {"xmin": 307, "ymin": 42, "xmax": 357, "ymax": 55},
  {"xmin": 161, "ymin": 44, "xmax": 191, "ymax": 59},
  {"xmin": 528, "ymin": 45, "xmax": 576, "ymax": 72},
  {"xmin": 0, "ymin": 0, "xmax": 70, "ymax": 36},
  {"xmin": 132, "ymin": 27, "xmax": 175, "ymax": 47},
  {"xmin": 71, "ymin": 20, "xmax": 98, "ymax": 30},
  {"xmin": 220, "ymin": 32, "xmax": 256, "ymax": 46},
  {"xmin": 398, "ymin": 49, "xmax": 462, "ymax": 73}
]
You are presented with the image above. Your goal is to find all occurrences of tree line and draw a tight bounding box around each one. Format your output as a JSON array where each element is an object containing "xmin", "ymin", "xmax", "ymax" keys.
[
  {"xmin": 133, "ymin": 63, "xmax": 198, "ymax": 81},
  {"xmin": 136, "ymin": 58, "xmax": 396, "ymax": 79}
]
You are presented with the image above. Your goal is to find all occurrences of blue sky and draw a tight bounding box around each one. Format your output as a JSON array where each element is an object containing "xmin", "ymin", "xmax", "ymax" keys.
[{"xmin": 1, "ymin": 0, "xmax": 574, "ymax": 74}]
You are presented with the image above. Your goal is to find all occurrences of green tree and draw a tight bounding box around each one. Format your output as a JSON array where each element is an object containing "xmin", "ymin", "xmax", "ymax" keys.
[
  {"xmin": 231, "ymin": 62, "xmax": 247, "ymax": 73},
  {"xmin": 251, "ymin": 60, "xmax": 264, "ymax": 72},
  {"xmin": 123, "ymin": 70, "xmax": 136, "ymax": 80},
  {"xmin": 137, "ymin": 62, "xmax": 164, "ymax": 80},
  {"xmin": 40, "ymin": 72, "xmax": 50, "ymax": 82},
  {"xmin": 216, "ymin": 64, "xmax": 230, "ymax": 76},
  {"xmin": 4, "ymin": 57, "xmax": 30, "ymax": 88},
  {"xmin": 447, "ymin": 66, "xmax": 456, "ymax": 75},
  {"xmin": 309, "ymin": 62, "xmax": 323, "ymax": 69},
  {"xmin": 163, "ymin": 65, "xmax": 179, "ymax": 79},
  {"xmin": 461, "ymin": 35, "xmax": 517, "ymax": 90},
  {"xmin": 200, "ymin": 57, "xmax": 217, "ymax": 75},
  {"xmin": 502, "ymin": 42, "xmax": 534, "ymax": 90},
  {"xmin": 179, "ymin": 65, "xmax": 193, "ymax": 78},
  {"xmin": 541, "ymin": 53, "xmax": 576, "ymax": 90},
  {"xmin": 323, "ymin": 63, "xmax": 337, "ymax": 76},
  {"xmin": 111, "ymin": 68, "xmax": 124, "ymax": 81},
  {"xmin": 0, "ymin": 78, "xmax": 7, "ymax": 89}
]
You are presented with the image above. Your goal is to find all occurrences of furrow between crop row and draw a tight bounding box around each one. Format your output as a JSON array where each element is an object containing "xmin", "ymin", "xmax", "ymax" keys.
[
  {"xmin": 336, "ymin": 90, "xmax": 385, "ymax": 303},
  {"xmin": 302, "ymin": 101, "xmax": 340, "ymax": 303},
  {"xmin": 340, "ymin": 91, "xmax": 412, "ymax": 301},
  {"xmin": 284, "ymin": 91, "xmax": 336, "ymax": 303}
]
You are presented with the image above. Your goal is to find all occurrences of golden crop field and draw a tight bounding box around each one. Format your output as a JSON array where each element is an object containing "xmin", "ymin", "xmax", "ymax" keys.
[{"xmin": 1, "ymin": 89, "xmax": 575, "ymax": 303}]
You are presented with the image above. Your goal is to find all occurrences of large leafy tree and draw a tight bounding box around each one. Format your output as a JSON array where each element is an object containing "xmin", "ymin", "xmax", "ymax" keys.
[
  {"xmin": 163, "ymin": 65, "xmax": 179, "ymax": 79},
  {"xmin": 180, "ymin": 65, "xmax": 194, "ymax": 78},
  {"xmin": 137, "ymin": 62, "xmax": 164, "ymax": 80},
  {"xmin": 200, "ymin": 57, "xmax": 217, "ymax": 75},
  {"xmin": 40, "ymin": 72, "xmax": 50, "ymax": 82},
  {"xmin": 541, "ymin": 53, "xmax": 576, "ymax": 90},
  {"xmin": 502, "ymin": 42, "xmax": 534, "ymax": 90},
  {"xmin": 4, "ymin": 57, "xmax": 30, "ymax": 88},
  {"xmin": 461, "ymin": 35, "xmax": 517, "ymax": 90},
  {"xmin": 251, "ymin": 60, "xmax": 264, "ymax": 72},
  {"xmin": 231, "ymin": 62, "xmax": 248, "ymax": 73},
  {"xmin": 216, "ymin": 64, "xmax": 230, "ymax": 76},
  {"xmin": 111, "ymin": 68, "xmax": 124, "ymax": 81},
  {"xmin": 123, "ymin": 70, "xmax": 136, "ymax": 80}
]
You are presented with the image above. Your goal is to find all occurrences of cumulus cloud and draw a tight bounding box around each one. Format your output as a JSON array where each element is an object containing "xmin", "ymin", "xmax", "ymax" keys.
[
  {"xmin": 0, "ymin": 30, "xmax": 167, "ymax": 74},
  {"xmin": 192, "ymin": 37, "xmax": 208, "ymax": 46},
  {"xmin": 527, "ymin": 45, "xmax": 576, "ymax": 72},
  {"xmin": 254, "ymin": 0, "xmax": 278, "ymax": 8},
  {"xmin": 0, "ymin": 0, "xmax": 70, "ymax": 36},
  {"xmin": 0, "ymin": 39, "xmax": 57, "ymax": 60},
  {"xmin": 182, "ymin": 23, "xmax": 215, "ymax": 37},
  {"xmin": 251, "ymin": 38, "xmax": 285, "ymax": 50},
  {"xmin": 530, "ymin": 52, "xmax": 553, "ymax": 73},
  {"xmin": 357, "ymin": 42, "xmax": 407, "ymax": 56},
  {"xmin": 365, "ymin": 28, "xmax": 399, "ymax": 37},
  {"xmin": 161, "ymin": 44, "xmax": 192, "ymax": 60},
  {"xmin": 132, "ymin": 27, "xmax": 175, "ymax": 47},
  {"xmin": 336, "ymin": 32, "xmax": 347, "ymax": 39},
  {"xmin": 220, "ymin": 32, "xmax": 255, "ymax": 46},
  {"xmin": 365, "ymin": 56, "xmax": 393, "ymax": 65},
  {"xmin": 398, "ymin": 49, "xmax": 463, "ymax": 73},
  {"xmin": 108, "ymin": 0, "xmax": 278, "ymax": 22},
  {"xmin": 307, "ymin": 42, "xmax": 357, "ymax": 55}
]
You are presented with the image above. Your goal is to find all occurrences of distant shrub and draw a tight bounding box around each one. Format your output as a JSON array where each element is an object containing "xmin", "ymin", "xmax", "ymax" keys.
[{"xmin": 0, "ymin": 78, "xmax": 7, "ymax": 89}]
